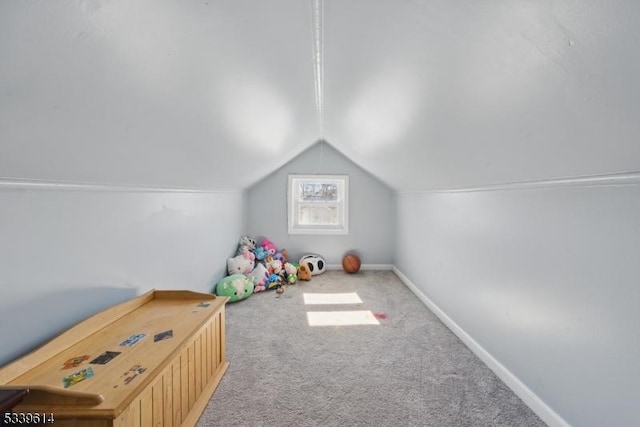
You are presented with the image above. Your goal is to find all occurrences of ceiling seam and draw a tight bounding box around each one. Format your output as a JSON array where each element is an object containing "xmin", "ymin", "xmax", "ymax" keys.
[
  {"xmin": 395, "ymin": 171, "xmax": 640, "ymax": 195},
  {"xmin": 0, "ymin": 177, "xmax": 241, "ymax": 194},
  {"xmin": 311, "ymin": 0, "xmax": 324, "ymax": 139}
]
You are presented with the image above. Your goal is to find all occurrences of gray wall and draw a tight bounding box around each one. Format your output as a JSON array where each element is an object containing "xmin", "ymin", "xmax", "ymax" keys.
[
  {"xmin": 0, "ymin": 183, "xmax": 244, "ymax": 366},
  {"xmin": 247, "ymin": 141, "xmax": 395, "ymax": 265},
  {"xmin": 395, "ymin": 176, "xmax": 640, "ymax": 427}
]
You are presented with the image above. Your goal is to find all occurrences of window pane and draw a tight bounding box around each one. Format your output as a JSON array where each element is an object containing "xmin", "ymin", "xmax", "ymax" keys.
[
  {"xmin": 298, "ymin": 204, "xmax": 339, "ymax": 225},
  {"xmin": 288, "ymin": 174, "xmax": 348, "ymax": 235},
  {"xmin": 299, "ymin": 183, "xmax": 338, "ymax": 202}
]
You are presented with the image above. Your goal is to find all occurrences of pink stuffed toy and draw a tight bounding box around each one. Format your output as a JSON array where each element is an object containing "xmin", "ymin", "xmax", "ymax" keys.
[{"xmin": 261, "ymin": 238, "xmax": 277, "ymax": 257}]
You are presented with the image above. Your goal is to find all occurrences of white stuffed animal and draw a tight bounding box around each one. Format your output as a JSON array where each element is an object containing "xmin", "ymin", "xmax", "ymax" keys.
[
  {"xmin": 249, "ymin": 263, "xmax": 269, "ymax": 288},
  {"xmin": 227, "ymin": 252, "xmax": 255, "ymax": 275},
  {"xmin": 299, "ymin": 254, "xmax": 326, "ymax": 276}
]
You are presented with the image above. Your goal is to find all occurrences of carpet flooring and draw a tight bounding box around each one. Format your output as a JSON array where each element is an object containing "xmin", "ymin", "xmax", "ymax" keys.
[{"xmin": 197, "ymin": 270, "xmax": 547, "ymax": 426}]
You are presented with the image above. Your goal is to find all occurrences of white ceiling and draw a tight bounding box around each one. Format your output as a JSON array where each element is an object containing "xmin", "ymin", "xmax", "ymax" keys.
[{"xmin": 1, "ymin": 0, "xmax": 639, "ymax": 191}]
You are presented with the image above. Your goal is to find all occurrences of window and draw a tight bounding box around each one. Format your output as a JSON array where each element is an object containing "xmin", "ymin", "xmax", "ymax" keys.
[{"xmin": 287, "ymin": 174, "xmax": 349, "ymax": 235}]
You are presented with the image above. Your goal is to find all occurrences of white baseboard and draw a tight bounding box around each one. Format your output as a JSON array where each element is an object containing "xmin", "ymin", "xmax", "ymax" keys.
[
  {"xmin": 326, "ymin": 263, "xmax": 394, "ymax": 271},
  {"xmin": 392, "ymin": 266, "xmax": 570, "ymax": 427}
]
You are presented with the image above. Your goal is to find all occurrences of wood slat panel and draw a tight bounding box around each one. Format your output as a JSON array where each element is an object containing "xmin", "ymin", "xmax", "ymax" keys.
[
  {"xmin": 204, "ymin": 323, "xmax": 210, "ymax": 382},
  {"xmin": 131, "ymin": 397, "xmax": 141, "ymax": 427},
  {"xmin": 216, "ymin": 317, "xmax": 222, "ymax": 367},
  {"xmin": 194, "ymin": 335, "xmax": 202, "ymax": 397},
  {"xmin": 179, "ymin": 361, "xmax": 229, "ymax": 427},
  {"xmin": 201, "ymin": 327, "xmax": 207, "ymax": 387},
  {"xmin": 152, "ymin": 376, "xmax": 163, "ymax": 427},
  {"xmin": 172, "ymin": 358, "xmax": 182, "ymax": 426},
  {"xmin": 217, "ymin": 312, "xmax": 224, "ymax": 366},
  {"xmin": 161, "ymin": 366, "xmax": 173, "ymax": 427},
  {"xmin": 210, "ymin": 317, "xmax": 217, "ymax": 374},
  {"xmin": 140, "ymin": 386, "xmax": 152, "ymax": 427},
  {"xmin": 187, "ymin": 343, "xmax": 195, "ymax": 411},
  {"xmin": 113, "ymin": 404, "xmax": 131, "ymax": 427},
  {"xmin": 179, "ymin": 348, "xmax": 188, "ymax": 423}
]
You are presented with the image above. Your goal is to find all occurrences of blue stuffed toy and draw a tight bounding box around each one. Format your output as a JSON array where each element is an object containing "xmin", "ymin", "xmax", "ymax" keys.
[{"xmin": 254, "ymin": 246, "xmax": 267, "ymax": 261}]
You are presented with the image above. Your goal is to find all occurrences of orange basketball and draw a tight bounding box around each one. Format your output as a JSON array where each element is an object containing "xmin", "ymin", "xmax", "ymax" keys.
[{"xmin": 342, "ymin": 253, "xmax": 361, "ymax": 274}]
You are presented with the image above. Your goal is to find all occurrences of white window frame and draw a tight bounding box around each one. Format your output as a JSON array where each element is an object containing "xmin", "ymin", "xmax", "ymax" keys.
[{"xmin": 287, "ymin": 174, "xmax": 349, "ymax": 235}]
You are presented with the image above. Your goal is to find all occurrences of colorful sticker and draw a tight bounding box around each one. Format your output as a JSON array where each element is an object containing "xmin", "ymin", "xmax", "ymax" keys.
[
  {"xmin": 90, "ymin": 351, "xmax": 121, "ymax": 365},
  {"xmin": 122, "ymin": 364, "xmax": 147, "ymax": 385},
  {"xmin": 154, "ymin": 330, "xmax": 173, "ymax": 342},
  {"xmin": 61, "ymin": 355, "xmax": 90, "ymax": 370},
  {"xmin": 63, "ymin": 367, "xmax": 95, "ymax": 388},
  {"xmin": 196, "ymin": 302, "xmax": 210, "ymax": 308},
  {"xmin": 119, "ymin": 333, "xmax": 147, "ymax": 347}
]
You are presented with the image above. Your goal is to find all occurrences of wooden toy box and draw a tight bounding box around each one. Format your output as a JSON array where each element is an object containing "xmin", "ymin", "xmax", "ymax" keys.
[{"xmin": 0, "ymin": 290, "xmax": 229, "ymax": 426}]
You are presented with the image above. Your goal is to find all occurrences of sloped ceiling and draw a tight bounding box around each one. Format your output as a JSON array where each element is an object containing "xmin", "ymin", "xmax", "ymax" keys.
[
  {"xmin": 0, "ymin": 0, "xmax": 319, "ymax": 190},
  {"xmin": 323, "ymin": 0, "xmax": 640, "ymax": 191},
  {"xmin": 2, "ymin": 1, "xmax": 639, "ymax": 192}
]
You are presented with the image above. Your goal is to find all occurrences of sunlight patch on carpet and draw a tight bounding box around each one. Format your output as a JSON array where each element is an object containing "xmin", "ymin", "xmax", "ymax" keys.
[
  {"xmin": 303, "ymin": 292, "xmax": 363, "ymax": 305},
  {"xmin": 306, "ymin": 310, "xmax": 380, "ymax": 326}
]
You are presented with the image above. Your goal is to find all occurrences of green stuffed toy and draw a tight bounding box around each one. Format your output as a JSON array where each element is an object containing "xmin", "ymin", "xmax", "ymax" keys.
[{"xmin": 215, "ymin": 274, "xmax": 254, "ymax": 302}]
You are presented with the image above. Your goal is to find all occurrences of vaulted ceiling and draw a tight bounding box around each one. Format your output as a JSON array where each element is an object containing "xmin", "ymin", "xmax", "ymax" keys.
[{"xmin": 1, "ymin": 0, "xmax": 639, "ymax": 192}]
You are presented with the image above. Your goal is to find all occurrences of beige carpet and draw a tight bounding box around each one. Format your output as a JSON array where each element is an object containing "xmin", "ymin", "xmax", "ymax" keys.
[{"xmin": 197, "ymin": 270, "xmax": 546, "ymax": 426}]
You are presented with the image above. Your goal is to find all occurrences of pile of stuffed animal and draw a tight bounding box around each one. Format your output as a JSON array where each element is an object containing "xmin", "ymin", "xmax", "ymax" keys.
[{"xmin": 214, "ymin": 236, "xmax": 326, "ymax": 302}]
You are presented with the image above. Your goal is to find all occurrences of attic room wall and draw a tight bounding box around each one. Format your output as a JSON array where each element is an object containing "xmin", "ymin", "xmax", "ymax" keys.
[
  {"xmin": 0, "ymin": 185, "xmax": 244, "ymax": 366},
  {"xmin": 394, "ymin": 178, "xmax": 640, "ymax": 427},
  {"xmin": 319, "ymin": 1, "xmax": 640, "ymax": 426},
  {"xmin": 246, "ymin": 141, "xmax": 395, "ymax": 265}
]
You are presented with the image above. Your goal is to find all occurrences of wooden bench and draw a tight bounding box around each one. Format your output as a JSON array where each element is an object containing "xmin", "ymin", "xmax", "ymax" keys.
[{"xmin": 0, "ymin": 290, "xmax": 229, "ymax": 426}]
